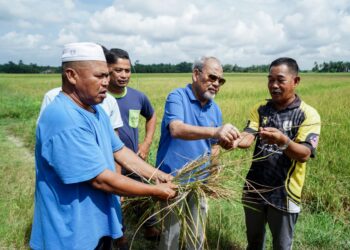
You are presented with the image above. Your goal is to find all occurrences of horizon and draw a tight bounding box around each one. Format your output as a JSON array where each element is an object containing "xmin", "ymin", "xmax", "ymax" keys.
[{"xmin": 1, "ymin": 1, "xmax": 349, "ymax": 70}]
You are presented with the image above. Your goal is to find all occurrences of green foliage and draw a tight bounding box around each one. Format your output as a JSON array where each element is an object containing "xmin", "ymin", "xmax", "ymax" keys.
[
  {"xmin": 0, "ymin": 61, "xmax": 61, "ymax": 74},
  {"xmin": 0, "ymin": 73, "xmax": 349, "ymax": 249},
  {"xmin": 3, "ymin": 60, "xmax": 350, "ymax": 74},
  {"xmin": 312, "ymin": 61, "xmax": 350, "ymax": 72},
  {"xmin": 133, "ymin": 61, "xmax": 193, "ymax": 73}
]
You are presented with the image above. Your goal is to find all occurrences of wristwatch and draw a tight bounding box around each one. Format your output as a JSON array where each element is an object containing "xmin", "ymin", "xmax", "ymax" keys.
[{"xmin": 278, "ymin": 137, "xmax": 291, "ymax": 151}]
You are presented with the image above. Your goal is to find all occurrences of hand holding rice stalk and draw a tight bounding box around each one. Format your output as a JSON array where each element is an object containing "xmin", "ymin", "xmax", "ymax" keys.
[
  {"xmin": 122, "ymin": 151, "xmax": 237, "ymax": 249},
  {"xmin": 122, "ymin": 133, "xmax": 265, "ymax": 249}
]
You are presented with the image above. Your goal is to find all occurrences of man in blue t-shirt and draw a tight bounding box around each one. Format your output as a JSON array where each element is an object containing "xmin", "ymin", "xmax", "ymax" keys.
[
  {"xmin": 105, "ymin": 48, "xmax": 160, "ymax": 241},
  {"xmin": 156, "ymin": 56, "xmax": 241, "ymax": 250},
  {"xmin": 30, "ymin": 42, "xmax": 176, "ymax": 250}
]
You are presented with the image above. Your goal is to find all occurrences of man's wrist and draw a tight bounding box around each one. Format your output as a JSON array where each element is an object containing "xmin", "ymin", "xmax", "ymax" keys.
[
  {"xmin": 278, "ymin": 137, "xmax": 291, "ymax": 150},
  {"xmin": 212, "ymin": 127, "xmax": 219, "ymax": 139}
]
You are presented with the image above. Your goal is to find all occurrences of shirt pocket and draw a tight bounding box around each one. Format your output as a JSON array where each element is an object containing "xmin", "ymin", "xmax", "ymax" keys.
[{"xmin": 129, "ymin": 109, "xmax": 140, "ymax": 128}]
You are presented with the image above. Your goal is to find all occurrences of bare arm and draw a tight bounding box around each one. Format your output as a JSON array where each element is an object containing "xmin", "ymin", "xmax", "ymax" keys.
[
  {"xmin": 238, "ymin": 132, "xmax": 256, "ymax": 148},
  {"xmin": 90, "ymin": 169, "xmax": 176, "ymax": 199},
  {"xmin": 169, "ymin": 120, "xmax": 240, "ymax": 144},
  {"xmin": 114, "ymin": 146, "xmax": 172, "ymax": 183},
  {"xmin": 138, "ymin": 112, "xmax": 157, "ymax": 160},
  {"xmin": 259, "ymin": 127, "xmax": 311, "ymax": 162}
]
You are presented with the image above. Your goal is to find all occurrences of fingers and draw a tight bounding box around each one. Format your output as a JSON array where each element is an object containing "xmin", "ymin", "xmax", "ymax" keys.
[
  {"xmin": 219, "ymin": 139, "xmax": 234, "ymax": 150},
  {"xmin": 259, "ymin": 127, "xmax": 285, "ymax": 145},
  {"xmin": 165, "ymin": 188, "xmax": 177, "ymax": 199},
  {"xmin": 156, "ymin": 172, "xmax": 173, "ymax": 183},
  {"xmin": 156, "ymin": 183, "xmax": 177, "ymax": 200},
  {"xmin": 217, "ymin": 124, "xmax": 241, "ymax": 145},
  {"xmin": 259, "ymin": 127, "xmax": 279, "ymax": 134},
  {"xmin": 168, "ymin": 182, "xmax": 178, "ymax": 189}
]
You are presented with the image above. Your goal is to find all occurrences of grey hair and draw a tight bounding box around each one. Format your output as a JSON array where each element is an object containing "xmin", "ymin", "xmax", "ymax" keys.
[{"xmin": 192, "ymin": 56, "xmax": 221, "ymax": 71}]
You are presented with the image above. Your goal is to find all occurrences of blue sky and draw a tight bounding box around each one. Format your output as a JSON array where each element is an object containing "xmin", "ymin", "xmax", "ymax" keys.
[{"xmin": 0, "ymin": 0, "xmax": 349, "ymax": 69}]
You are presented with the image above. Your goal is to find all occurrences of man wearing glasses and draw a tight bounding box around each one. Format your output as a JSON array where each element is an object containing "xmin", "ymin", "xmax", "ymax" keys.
[{"xmin": 156, "ymin": 56, "xmax": 240, "ymax": 250}]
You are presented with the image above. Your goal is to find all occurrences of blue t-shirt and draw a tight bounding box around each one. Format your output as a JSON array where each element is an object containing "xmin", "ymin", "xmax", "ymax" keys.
[
  {"xmin": 156, "ymin": 84, "xmax": 222, "ymax": 176},
  {"xmin": 115, "ymin": 87, "xmax": 154, "ymax": 153},
  {"xmin": 30, "ymin": 93, "xmax": 125, "ymax": 250}
]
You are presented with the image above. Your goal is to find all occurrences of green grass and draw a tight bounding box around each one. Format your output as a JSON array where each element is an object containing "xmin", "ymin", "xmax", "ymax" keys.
[
  {"xmin": 0, "ymin": 120, "xmax": 34, "ymax": 248},
  {"xmin": 0, "ymin": 73, "xmax": 349, "ymax": 249}
]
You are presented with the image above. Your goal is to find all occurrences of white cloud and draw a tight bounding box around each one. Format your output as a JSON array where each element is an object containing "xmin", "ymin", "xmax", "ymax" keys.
[
  {"xmin": 63, "ymin": 0, "xmax": 75, "ymax": 10},
  {"xmin": 57, "ymin": 29, "xmax": 79, "ymax": 45},
  {"xmin": 0, "ymin": 0, "xmax": 349, "ymax": 69},
  {"xmin": 0, "ymin": 31, "xmax": 43, "ymax": 48}
]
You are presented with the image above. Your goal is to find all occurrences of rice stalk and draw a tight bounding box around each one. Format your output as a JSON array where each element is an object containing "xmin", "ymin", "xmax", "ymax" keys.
[{"xmin": 123, "ymin": 123, "xmax": 321, "ymax": 248}]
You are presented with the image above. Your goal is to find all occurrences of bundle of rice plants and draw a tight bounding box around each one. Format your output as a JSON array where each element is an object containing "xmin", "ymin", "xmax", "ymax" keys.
[{"xmin": 123, "ymin": 124, "xmax": 321, "ymax": 248}]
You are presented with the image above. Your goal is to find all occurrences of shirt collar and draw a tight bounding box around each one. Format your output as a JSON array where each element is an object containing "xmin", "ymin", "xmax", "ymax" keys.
[
  {"xmin": 112, "ymin": 87, "xmax": 127, "ymax": 99},
  {"xmin": 185, "ymin": 84, "xmax": 213, "ymax": 107}
]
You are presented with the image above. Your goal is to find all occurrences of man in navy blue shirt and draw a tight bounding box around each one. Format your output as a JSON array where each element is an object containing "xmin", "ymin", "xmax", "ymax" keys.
[
  {"xmin": 106, "ymin": 48, "xmax": 156, "ymax": 161},
  {"xmin": 105, "ymin": 48, "xmax": 159, "ymax": 241}
]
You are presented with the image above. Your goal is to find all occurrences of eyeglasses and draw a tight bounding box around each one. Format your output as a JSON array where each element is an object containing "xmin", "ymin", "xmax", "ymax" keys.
[{"xmin": 197, "ymin": 69, "xmax": 226, "ymax": 86}]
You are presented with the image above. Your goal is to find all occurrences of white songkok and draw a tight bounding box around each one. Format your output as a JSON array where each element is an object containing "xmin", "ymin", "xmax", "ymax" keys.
[{"xmin": 61, "ymin": 42, "xmax": 106, "ymax": 62}]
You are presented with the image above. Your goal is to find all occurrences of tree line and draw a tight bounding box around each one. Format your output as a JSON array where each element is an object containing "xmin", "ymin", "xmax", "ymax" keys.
[
  {"xmin": 312, "ymin": 61, "xmax": 350, "ymax": 72},
  {"xmin": 0, "ymin": 60, "xmax": 61, "ymax": 74},
  {"xmin": 1, "ymin": 60, "xmax": 349, "ymax": 73}
]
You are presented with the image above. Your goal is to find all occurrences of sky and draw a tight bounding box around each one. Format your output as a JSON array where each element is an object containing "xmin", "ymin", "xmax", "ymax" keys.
[{"xmin": 0, "ymin": 0, "xmax": 349, "ymax": 70}]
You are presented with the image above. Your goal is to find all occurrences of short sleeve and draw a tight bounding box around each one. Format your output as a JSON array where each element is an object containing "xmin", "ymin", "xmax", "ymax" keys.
[
  {"xmin": 244, "ymin": 103, "xmax": 261, "ymax": 134},
  {"xmin": 100, "ymin": 95, "xmax": 123, "ymax": 129},
  {"xmin": 163, "ymin": 91, "xmax": 184, "ymax": 127},
  {"xmin": 42, "ymin": 127, "xmax": 108, "ymax": 184},
  {"xmin": 109, "ymin": 122, "xmax": 125, "ymax": 152},
  {"xmin": 140, "ymin": 93, "xmax": 154, "ymax": 120},
  {"xmin": 296, "ymin": 104, "xmax": 321, "ymax": 157},
  {"xmin": 216, "ymin": 107, "xmax": 223, "ymax": 127},
  {"xmin": 37, "ymin": 87, "xmax": 61, "ymax": 124},
  {"xmin": 210, "ymin": 105, "xmax": 223, "ymax": 145}
]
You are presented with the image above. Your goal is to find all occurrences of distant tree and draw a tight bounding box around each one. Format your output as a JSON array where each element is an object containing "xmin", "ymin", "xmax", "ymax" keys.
[
  {"xmin": 0, "ymin": 61, "xmax": 60, "ymax": 73},
  {"xmin": 223, "ymin": 64, "xmax": 233, "ymax": 72},
  {"xmin": 5, "ymin": 60, "xmax": 349, "ymax": 74},
  {"xmin": 175, "ymin": 62, "xmax": 192, "ymax": 73},
  {"xmin": 312, "ymin": 61, "xmax": 350, "ymax": 72}
]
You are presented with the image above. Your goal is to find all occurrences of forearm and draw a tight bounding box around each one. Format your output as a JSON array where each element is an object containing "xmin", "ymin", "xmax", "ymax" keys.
[
  {"xmin": 115, "ymin": 161, "xmax": 122, "ymax": 174},
  {"xmin": 280, "ymin": 137, "xmax": 311, "ymax": 163},
  {"xmin": 260, "ymin": 127, "xmax": 312, "ymax": 162},
  {"xmin": 238, "ymin": 132, "xmax": 255, "ymax": 148},
  {"xmin": 90, "ymin": 169, "xmax": 159, "ymax": 196},
  {"xmin": 169, "ymin": 120, "xmax": 217, "ymax": 140},
  {"xmin": 114, "ymin": 146, "xmax": 160, "ymax": 180},
  {"xmin": 144, "ymin": 112, "xmax": 156, "ymax": 144}
]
